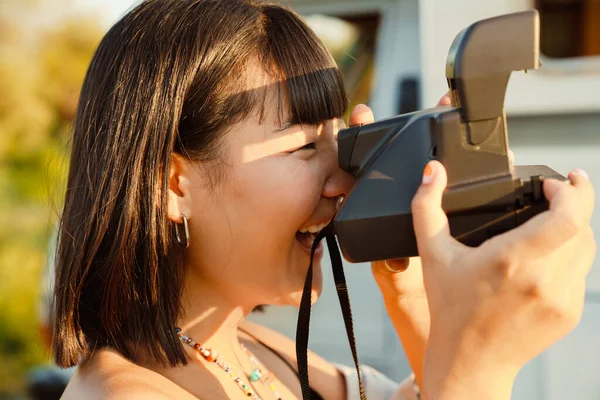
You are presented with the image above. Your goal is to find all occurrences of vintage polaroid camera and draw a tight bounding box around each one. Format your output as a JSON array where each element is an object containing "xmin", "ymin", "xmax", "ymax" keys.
[{"xmin": 334, "ymin": 10, "xmax": 565, "ymax": 262}]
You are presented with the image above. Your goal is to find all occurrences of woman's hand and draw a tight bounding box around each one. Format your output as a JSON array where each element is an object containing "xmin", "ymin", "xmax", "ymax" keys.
[{"xmin": 414, "ymin": 161, "xmax": 595, "ymax": 399}]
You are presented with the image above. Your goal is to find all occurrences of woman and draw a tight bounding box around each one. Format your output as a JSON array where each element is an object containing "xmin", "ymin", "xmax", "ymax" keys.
[{"xmin": 53, "ymin": 0, "xmax": 596, "ymax": 399}]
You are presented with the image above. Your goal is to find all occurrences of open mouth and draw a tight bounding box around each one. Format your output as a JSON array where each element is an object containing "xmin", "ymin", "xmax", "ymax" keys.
[
  {"xmin": 295, "ymin": 219, "xmax": 331, "ymax": 252},
  {"xmin": 295, "ymin": 199, "xmax": 341, "ymax": 254}
]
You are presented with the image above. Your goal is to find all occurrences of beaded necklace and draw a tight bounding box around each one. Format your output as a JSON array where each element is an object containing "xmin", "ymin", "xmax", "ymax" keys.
[{"xmin": 176, "ymin": 328, "xmax": 282, "ymax": 400}]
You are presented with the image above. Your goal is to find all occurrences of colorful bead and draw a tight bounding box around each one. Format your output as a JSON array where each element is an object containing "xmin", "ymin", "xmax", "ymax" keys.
[
  {"xmin": 176, "ymin": 327, "xmax": 282, "ymax": 400},
  {"xmin": 206, "ymin": 349, "xmax": 217, "ymax": 362},
  {"xmin": 249, "ymin": 369, "xmax": 262, "ymax": 382}
]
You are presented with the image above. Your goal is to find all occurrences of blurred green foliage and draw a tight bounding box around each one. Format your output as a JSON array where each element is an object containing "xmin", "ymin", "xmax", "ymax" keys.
[{"xmin": 0, "ymin": 2, "xmax": 103, "ymax": 393}]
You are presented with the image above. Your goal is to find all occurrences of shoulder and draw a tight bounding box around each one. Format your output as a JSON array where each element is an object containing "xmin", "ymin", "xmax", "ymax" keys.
[
  {"xmin": 239, "ymin": 320, "xmax": 314, "ymax": 364},
  {"xmin": 240, "ymin": 321, "xmax": 347, "ymax": 400},
  {"xmin": 61, "ymin": 348, "xmax": 196, "ymax": 400},
  {"xmin": 240, "ymin": 320, "xmax": 336, "ymax": 368}
]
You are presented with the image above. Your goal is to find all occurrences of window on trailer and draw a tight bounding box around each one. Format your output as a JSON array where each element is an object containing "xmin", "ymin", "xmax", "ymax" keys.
[{"xmin": 536, "ymin": 0, "xmax": 600, "ymax": 59}]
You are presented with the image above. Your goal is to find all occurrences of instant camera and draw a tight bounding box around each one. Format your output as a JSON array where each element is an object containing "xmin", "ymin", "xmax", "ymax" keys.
[{"xmin": 334, "ymin": 10, "xmax": 564, "ymax": 262}]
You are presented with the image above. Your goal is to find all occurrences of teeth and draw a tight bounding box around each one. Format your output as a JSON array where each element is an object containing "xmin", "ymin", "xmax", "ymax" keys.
[{"xmin": 299, "ymin": 221, "xmax": 330, "ymax": 234}]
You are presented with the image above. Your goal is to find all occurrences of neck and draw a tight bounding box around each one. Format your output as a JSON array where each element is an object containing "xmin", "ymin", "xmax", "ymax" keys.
[{"xmin": 175, "ymin": 270, "xmax": 258, "ymax": 368}]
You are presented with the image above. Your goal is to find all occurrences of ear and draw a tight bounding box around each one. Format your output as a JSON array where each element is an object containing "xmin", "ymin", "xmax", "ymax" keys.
[{"xmin": 167, "ymin": 154, "xmax": 193, "ymax": 224}]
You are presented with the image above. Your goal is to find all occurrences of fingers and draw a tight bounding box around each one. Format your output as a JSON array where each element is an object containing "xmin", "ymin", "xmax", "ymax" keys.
[
  {"xmin": 383, "ymin": 258, "xmax": 410, "ymax": 273},
  {"xmin": 568, "ymin": 170, "xmax": 595, "ymax": 222},
  {"xmin": 493, "ymin": 170, "xmax": 594, "ymax": 260},
  {"xmin": 349, "ymin": 104, "xmax": 374, "ymax": 127},
  {"xmin": 411, "ymin": 161, "xmax": 457, "ymax": 264},
  {"xmin": 547, "ymin": 169, "xmax": 594, "ymax": 226},
  {"xmin": 437, "ymin": 93, "xmax": 452, "ymax": 106}
]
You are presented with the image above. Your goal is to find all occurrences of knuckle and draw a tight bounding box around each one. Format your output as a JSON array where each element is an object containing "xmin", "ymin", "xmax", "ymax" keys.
[
  {"xmin": 519, "ymin": 275, "xmax": 549, "ymax": 302},
  {"xmin": 530, "ymin": 286, "xmax": 563, "ymax": 315},
  {"xmin": 488, "ymin": 240, "xmax": 522, "ymax": 280},
  {"xmin": 495, "ymin": 254, "xmax": 520, "ymax": 280},
  {"xmin": 523, "ymin": 279, "xmax": 545, "ymax": 301},
  {"xmin": 528, "ymin": 286, "xmax": 583, "ymax": 328}
]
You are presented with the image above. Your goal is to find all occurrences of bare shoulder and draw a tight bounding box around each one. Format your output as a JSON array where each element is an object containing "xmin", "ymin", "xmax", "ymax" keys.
[
  {"xmin": 239, "ymin": 320, "xmax": 297, "ymax": 361},
  {"xmin": 240, "ymin": 320, "xmax": 331, "ymax": 366},
  {"xmin": 240, "ymin": 320, "xmax": 294, "ymax": 346},
  {"xmin": 240, "ymin": 320, "xmax": 347, "ymax": 400},
  {"xmin": 61, "ymin": 348, "xmax": 197, "ymax": 400}
]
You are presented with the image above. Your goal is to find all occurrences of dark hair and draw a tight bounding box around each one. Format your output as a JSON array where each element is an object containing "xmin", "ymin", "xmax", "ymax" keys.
[{"xmin": 52, "ymin": 0, "xmax": 347, "ymax": 368}]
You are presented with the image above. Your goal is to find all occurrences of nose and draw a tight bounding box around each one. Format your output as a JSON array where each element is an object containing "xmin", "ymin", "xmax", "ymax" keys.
[
  {"xmin": 322, "ymin": 105, "xmax": 375, "ymax": 199},
  {"xmin": 322, "ymin": 161, "xmax": 355, "ymax": 199},
  {"xmin": 319, "ymin": 118, "xmax": 354, "ymax": 199}
]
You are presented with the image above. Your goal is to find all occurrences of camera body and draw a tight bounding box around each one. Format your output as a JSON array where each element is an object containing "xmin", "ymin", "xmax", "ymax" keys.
[{"xmin": 334, "ymin": 10, "xmax": 565, "ymax": 262}]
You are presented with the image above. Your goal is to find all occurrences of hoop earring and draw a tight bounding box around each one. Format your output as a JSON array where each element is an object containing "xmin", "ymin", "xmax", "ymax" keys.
[{"xmin": 175, "ymin": 214, "xmax": 190, "ymax": 249}]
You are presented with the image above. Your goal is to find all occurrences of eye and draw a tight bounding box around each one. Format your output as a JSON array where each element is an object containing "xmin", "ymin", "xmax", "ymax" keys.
[
  {"xmin": 298, "ymin": 142, "xmax": 316, "ymax": 151},
  {"xmin": 288, "ymin": 142, "xmax": 316, "ymax": 153}
]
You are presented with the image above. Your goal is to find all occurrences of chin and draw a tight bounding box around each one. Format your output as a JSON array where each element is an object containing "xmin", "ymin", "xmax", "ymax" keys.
[
  {"xmin": 274, "ymin": 263, "xmax": 324, "ymax": 307},
  {"xmin": 285, "ymin": 288, "xmax": 323, "ymax": 308}
]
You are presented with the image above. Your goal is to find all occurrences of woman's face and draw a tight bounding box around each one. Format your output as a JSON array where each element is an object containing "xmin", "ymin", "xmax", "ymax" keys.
[{"xmin": 177, "ymin": 74, "xmax": 354, "ymax": 308}]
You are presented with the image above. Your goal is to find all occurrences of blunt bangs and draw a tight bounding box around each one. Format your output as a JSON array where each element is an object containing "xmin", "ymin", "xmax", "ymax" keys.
[{"xmin": 260, "ymin": 3, "xmax": 348, "ymax": 126}]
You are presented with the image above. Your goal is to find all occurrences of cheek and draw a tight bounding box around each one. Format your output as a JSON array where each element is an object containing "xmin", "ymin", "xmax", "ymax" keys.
[
  {"xmin": 232, "ymin": 159, "xmax": 322, "ymax": 228},
  {"xmin": 189, "ymin": 158, "xmax": 325, "ymax": 286},
  {"xmin": 248, "ymin": 156, "xmax": 317, "ymax": 193}
]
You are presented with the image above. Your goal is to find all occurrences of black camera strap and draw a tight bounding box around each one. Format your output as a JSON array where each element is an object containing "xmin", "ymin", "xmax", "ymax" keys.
[{"xmin": 295, "ymin": 225, "xmax": 366, "ymax": 400}]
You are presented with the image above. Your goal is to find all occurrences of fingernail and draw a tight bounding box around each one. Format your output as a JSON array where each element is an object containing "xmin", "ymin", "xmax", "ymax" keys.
[
  {"xmin": 573, "ymin": 169, "xmax": 589, "ymax": 180},
  {"xmin": 384, "ymin": 259, "xmax": 409, "ymax": 273},
  {"xmin": 422, "ymin": 162, "xmax": 435, "ymax": 185}
]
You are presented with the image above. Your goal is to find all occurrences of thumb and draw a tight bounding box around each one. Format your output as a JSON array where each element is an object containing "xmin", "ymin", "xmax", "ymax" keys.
[
  {"xmin": 349, "ymin": 104, "xmax": 375, "ymax": 127},
  {"xmin": 411, "ymin": 161, "xmax": 454, "ymax": 262}
]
